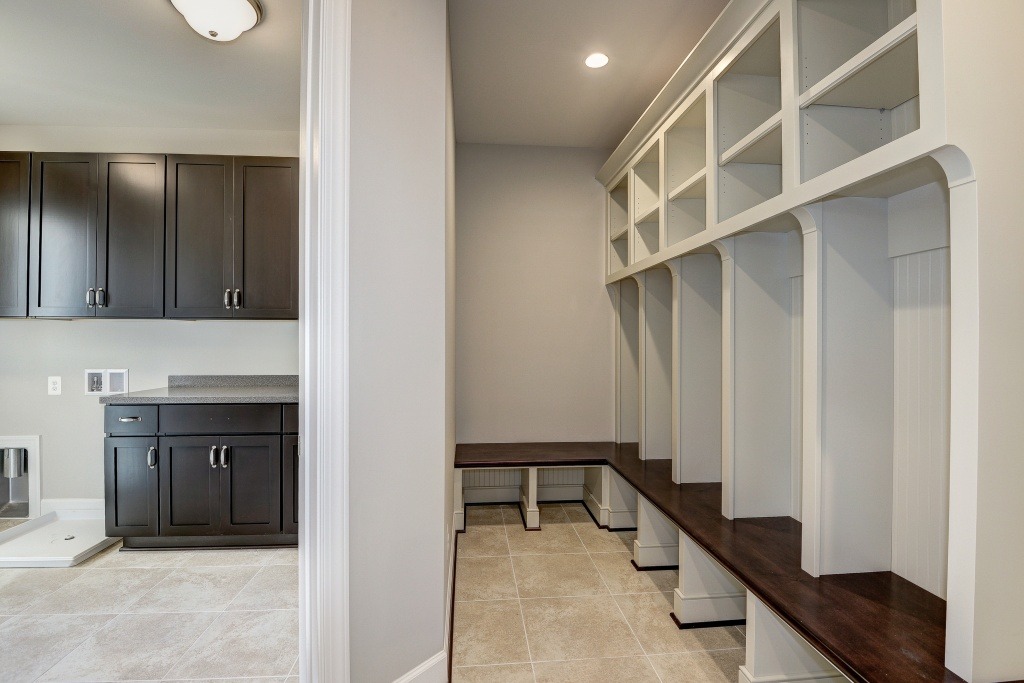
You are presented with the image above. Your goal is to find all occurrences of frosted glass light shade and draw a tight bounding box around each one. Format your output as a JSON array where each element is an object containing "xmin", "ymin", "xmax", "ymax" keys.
[{"xmin": 170, "ymin": 0, "xmax": 263, "ymax": 42}]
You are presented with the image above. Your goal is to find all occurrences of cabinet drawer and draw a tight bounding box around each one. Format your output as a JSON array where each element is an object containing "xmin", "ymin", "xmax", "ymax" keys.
[
  {"xmin": 105, "ymin": 406, "xmax": 158, "ymax": 435},
  {"xmin": 283, "ymin": 404, "xmax": 298, "ymax": 434},
  {"xmin": 159, "ymin": 404, "xmax": 281, "ymax": 435}
]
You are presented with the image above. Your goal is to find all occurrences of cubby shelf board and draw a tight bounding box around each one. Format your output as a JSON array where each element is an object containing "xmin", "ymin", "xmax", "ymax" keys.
[
  {"xmin": 636, "ymin": 202, "xmax": 661, "ymax": 225},
  {"xmin": 719, "ymin": 112, "xmax": 782, "ymax": 166},
  {"xmin": 610, "ymin": 223, "xmax": 629, "ymax": 241},
  {"xmin": 669, "ymin": 169, "xmax": 708, "ymax": 201},
  {"xmin": 800, "ymin": 15, "xmax": 919, "ymax": 110}
]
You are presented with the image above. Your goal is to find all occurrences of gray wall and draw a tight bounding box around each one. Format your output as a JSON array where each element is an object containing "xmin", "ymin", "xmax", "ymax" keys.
[
  {"xmin": 0, "ymin": 319, "xmax": 298, "ymax": 500},
  {"xmin": 455, "ymin": 143, "xmax": 615, "ymax": 443},
  {"xmin": 348, "ymin": 0, "xmax": 449, "ymax": 679}
]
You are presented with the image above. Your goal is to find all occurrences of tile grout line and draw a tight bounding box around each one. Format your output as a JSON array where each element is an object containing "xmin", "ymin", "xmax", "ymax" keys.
[
  {"xmin": 157, "ymin": 566, "xmax": 271, "ymax": 681},
  {"xmin": 565, "ymin": 503, "xmax": 666, "ymax": 683},
  {"xmin": 502, "ymin": 506, "xmax": 539, "ymax": 683},
  {"xmin": 31, "ymin": 612, "xmax": 121, "ymax": 683}
]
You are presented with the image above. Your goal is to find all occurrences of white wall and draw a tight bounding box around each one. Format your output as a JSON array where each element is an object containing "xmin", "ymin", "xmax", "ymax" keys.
[
  {"xmin": 455, "ymin": 144, "xmax": 614, "ymax": 443},
  {"xmin": 0, "ymin": 320, "xmax": 297, "ymax": 500},
  {"xmin": 0, "ymin": 127, "xmax": 300, "ymax": 503},
  {"xmin": 348, "ymin": 0, "xmax": 449, "ymax": 679}
]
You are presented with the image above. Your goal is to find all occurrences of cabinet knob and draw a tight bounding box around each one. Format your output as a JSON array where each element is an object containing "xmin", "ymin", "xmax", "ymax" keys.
[
  {"xmin": 209, "ymin": 446, "xmax": 218, "ymax": 468},
  {"xmin": 220, "ymin": 445, "xmax": 229, "ymax": 469},
  {"xmin": 224, "ymin": 289, "xmax": 232, "ymax": 310},
  {"xmin": 147, "ymin": 446, "xmax": 157, "ymax": 469}
]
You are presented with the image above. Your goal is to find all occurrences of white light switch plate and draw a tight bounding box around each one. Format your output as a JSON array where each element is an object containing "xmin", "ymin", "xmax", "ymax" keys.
[{"xmin": 47, "ymin": 376, "xmax": 61, "ymax": 396}]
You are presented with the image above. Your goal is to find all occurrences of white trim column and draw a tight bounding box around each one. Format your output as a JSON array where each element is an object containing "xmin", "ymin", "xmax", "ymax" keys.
[
  {"xmin": 673, "ymin": 532, "xmax": 745, "ymax": 626},
  {"xmin": 300, "ymin": 0, "xmax": 352, "ymax": 680}
]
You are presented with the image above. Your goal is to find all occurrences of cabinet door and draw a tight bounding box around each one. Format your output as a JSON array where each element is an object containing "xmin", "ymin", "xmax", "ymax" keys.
[
  {"xmin": 0, "ymin": 153, "xmax": 29, "ymax": 317},
  {"xmin": 159, "ymin": 436, "xmax": 222, "ymax": 536},
  {"xmin": 29, "ymin": 153, "xmax": 98, "ymax": 317},
  {"xmin": 104, "ymin": 437, "xmax": 160, "ymax": 537},
  {"xmin": 281, "ymin": 435, "xmax": 299, "ymax": 534},
  {"xmin": 220, "ymin": 435, "xmax": 282, "ymax": 535},
  {"xmin": 165, "ymin": 155, "xmax": 232, "ymax": 318},
  {"xmin": 232, "ymin": 157, "xmax": 298, "ymax": 319},
  {"xmin": 97, "ymin": 154, "xmax": 165, "ymax": 318}
]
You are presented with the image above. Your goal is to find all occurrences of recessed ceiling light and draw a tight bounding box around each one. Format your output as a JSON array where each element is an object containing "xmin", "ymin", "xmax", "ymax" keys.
[
  {"xmin": 170, "ymin": 0, "xmax": 263, "ymax": 42},
  {"xmin": 585, "ymin": 53, "xmax": 609, "ymax": 69}
]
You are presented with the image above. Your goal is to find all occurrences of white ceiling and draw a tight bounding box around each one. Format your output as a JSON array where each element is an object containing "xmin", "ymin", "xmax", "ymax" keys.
[
  {"xmin": 449, "ymin": 0, "xmax": 728, "ymax": 150},
  {"xmin": 0, "ymin": 0, "xmax": 300, "ymax": 131}
]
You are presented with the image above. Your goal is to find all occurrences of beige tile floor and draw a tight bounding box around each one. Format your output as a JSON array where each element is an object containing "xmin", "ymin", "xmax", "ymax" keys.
[
  {"xmin": 452, "ymin": 503, "xmax": 745, "ymax": 683},
  {"xmin": 0, "ymin": 530, "xmax": 298, "ymax": 683}
]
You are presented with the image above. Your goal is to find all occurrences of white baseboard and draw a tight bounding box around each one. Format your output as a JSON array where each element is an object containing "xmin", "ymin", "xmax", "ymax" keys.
[
  {"xmin": 608, "ymin": 507, "xmax": 638, "ymax": 529},
  {"xmin": 634, "ymin": 538, "xmax": 679, "ymax": 567},
  {"xmin": 393, "ymin": 650, "xmax": 447, "ymax": 683},
  {"xmin": 673, "ymin": 587, "xmax": 746, "ymax": 624},
  {"xmin": 40, "ymin": 498, "xmax": 104, "ymax": 519}
]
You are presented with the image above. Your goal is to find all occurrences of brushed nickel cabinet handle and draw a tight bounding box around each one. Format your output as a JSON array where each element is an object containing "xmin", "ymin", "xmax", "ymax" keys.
[
  {"xmin": 87, "ymin": 288, "xmax": 96, "ymax": 307},
  {"xmin": 233, "ymin": 289, "xmax": 241, "ymax": 309},
  {"xmin": 219, "ymin": 445, "xmax": 229, "ymax": 469},
  {"xmin": 118, "ymin": 416, "xmax": 143, "ymax": 423},
  {"xmin": 210, "ymin": 446, "xmax": 218, "ymax": 468},
  {"xmin": 147, "ymin": 447, "xmax": 157, "ymax": 469},
  {"xmin": 97, "ymin": 288, "xmax": 106, "ymax": 307},
  {"xmin": 224, "ymin": 289, "xmax": 232, "ymax": 309}
]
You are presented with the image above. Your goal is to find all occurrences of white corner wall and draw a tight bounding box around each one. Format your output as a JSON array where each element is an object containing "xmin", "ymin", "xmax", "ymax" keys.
[
  {"xmin": 455, "ymin": 143, "xmax": 614, "ymax": 443},
  {"xmin": 348, "ymin": 0, "xmax": 449, "ymax": 680}
]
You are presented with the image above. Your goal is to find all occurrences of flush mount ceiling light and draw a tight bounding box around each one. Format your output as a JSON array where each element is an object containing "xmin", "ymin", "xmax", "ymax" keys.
[
  {"xmin": 170, "ymin": 0, "xmax": 263, "ymax": 42},
  {"xmin": 585, "ymin": 53, "xmax": 609, "ymax": 69}
]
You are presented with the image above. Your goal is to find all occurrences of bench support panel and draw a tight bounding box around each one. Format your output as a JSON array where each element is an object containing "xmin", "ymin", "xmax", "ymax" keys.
[
  {"xmin": 634, "ymin": 494, "xmax": 680, "ymax": 567},
  {"xmin": 673, "ymin": 532, "xmax": 746, "ymax": 626},
  {"xmin": 606, "ymin": 467, "xmax": 639, "ymax": 529},
  {"xmin": 519, "ymin": 467, "xmax": 539, "ymax": 529},
  {"xmin": 739, "ymin": 591, "xmax": 846, "ymax": 683}
]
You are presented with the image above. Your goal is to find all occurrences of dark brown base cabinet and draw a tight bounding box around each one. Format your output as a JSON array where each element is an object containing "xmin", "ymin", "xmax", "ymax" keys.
[{"xmin": 104, "ymin": 403, "xmax": 298, "ymax": 548}]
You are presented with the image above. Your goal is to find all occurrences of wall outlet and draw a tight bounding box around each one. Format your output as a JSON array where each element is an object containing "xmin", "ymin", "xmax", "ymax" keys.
[{"xmin": 47, "ymin": 376, "xmax": 61, "ymax": 395}]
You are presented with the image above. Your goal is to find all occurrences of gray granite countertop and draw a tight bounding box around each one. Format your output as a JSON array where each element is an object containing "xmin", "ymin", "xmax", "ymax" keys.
[{"xmin": 100, "ymin": 375, "xmax": 298, "ymax": 405}]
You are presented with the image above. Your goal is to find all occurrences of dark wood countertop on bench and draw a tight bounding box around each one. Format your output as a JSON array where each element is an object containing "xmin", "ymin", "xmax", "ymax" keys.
[{"xmin": 454, "ymin": 441, "xmax": 962, "ymax": 683}]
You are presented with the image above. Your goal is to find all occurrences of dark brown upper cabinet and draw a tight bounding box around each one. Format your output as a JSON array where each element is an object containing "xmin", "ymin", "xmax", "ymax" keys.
[
  {"xmin": 165, "ymin": 155, "xmax": 233, "ymax": 318},
  {"xmin": 0, "ymin": 153, "xmax": 30, "ymax": 317},
  {"xmin": 29, "ymin": 153, "xmax": 98, "ymax": 317},
  {"xmin": 166, "ymin": 155, "xmax": 298, "ymax": 319},
  {"xmin": 233, "ymin": 157, "xmax": 299, "ymax": 319},
  {"xmin": 30, "ymin": 153, "xmax": 165, "ymax": 318},
  {"xmin": 97, "ymin": 154, "xmax": 166, "ymax": 318}
]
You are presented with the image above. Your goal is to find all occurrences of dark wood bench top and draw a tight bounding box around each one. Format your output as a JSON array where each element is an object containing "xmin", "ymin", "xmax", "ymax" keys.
[{"xmin": 455, "ymin": 441, "xmax": 961, "ymax": 683}]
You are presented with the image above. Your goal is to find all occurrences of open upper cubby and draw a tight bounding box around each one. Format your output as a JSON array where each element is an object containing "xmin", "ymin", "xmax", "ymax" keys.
[
  {"xmin": 717, "ymin": 19, "xmax": 781, "ymax": 154},
  {"xmin": 717, "ymin": 19, "xmax": 783, "ymax": 221},
  {"xmin": 666, "ymin": 96, "xmax": 707, "ymax": 246},
  {"xmin": 800, "ymin": 9, "xmax": 920, "ymax": 181},
  {"xmin": 610, "ymin": 234, "xmax": 628, "ymax": 273},
  {"xmin": 632, "ymin": 144, "xmax": 661, "ymax": 261},
  {"xmin": 797, "ymin": 0, "xmax": 917, "ymax": 94},
  {"xmin": 811, "ymin": 158, "xmax": 950, "ymax": 599},
  {"xmin": 608, "ymin": 176, "xmax": 629, "ymax": 241}
]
